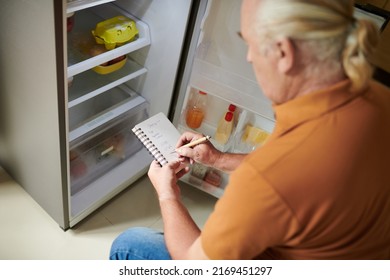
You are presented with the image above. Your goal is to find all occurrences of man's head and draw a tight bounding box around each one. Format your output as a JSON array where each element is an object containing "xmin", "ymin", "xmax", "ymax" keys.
[{"xmin": 240, "ymin": 0, "xmax": 379, "ymax": 104}]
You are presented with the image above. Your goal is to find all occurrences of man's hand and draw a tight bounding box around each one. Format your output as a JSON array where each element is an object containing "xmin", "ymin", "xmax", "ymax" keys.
[
  {"xmin": 148, "ymin": 160, "xmax": 189, "ymax": 201},
  {"xmin": 176, "ymin": 131, "xmax": 221, "ymax": 166}
]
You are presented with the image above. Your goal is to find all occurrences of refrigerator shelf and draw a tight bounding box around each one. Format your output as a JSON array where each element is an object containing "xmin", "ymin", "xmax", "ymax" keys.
[
  {"xmin": 67, "ymin": 3, "xmax": 150, "ymax": 77},
  {"xmin": 180, "ymin": 173, "xmax": 225, "ymax": 199},
  {"xmin": 69, "ymin": 85, "xmax": 148, "ymax": 142},
  {"xmin": 68, "ymin": 58, "xmax": 147, "ymax": 108},
  {"xmin": 66, "ymin": 0, "xmax": 116, "ymax": 14}
]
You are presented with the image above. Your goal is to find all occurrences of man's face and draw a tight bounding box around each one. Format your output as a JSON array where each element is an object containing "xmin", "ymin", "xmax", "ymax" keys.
[{"xmin": 240, "ymin": 0, "xmax": 283, "ymax": 104}]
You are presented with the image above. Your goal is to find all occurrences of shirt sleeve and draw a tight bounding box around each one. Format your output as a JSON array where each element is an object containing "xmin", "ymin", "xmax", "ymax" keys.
[{"xmin": 201, "ymin": 161, "xmax": 299, "ymax": 259}]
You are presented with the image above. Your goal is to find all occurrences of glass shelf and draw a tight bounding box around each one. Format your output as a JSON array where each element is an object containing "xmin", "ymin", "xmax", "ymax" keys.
[
  {"xmin": 68, "ymin": 58, "xmax": 147, "ymax": 108},
  {"xmin": 68, "ymin": 85, "xmax": 148, "ymax": 142},
  {"xmin": 66, "ymin": 0, "xmax": 116, "ymax": 14}
]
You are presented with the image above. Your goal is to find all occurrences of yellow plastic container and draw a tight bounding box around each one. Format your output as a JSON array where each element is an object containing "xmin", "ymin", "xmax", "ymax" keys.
[
  {"xmin": 93, "ymin": 56, "xmax": 127, "ymax": 75},
  {"xmin": 92, "ymin": 16, "xmax": 139, "ymax": 50}
]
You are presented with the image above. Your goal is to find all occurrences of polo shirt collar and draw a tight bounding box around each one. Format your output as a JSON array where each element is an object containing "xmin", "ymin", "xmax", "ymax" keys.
[{"xmin": 272, "ymin": 79, "xmax": 361, "ymax": 137}]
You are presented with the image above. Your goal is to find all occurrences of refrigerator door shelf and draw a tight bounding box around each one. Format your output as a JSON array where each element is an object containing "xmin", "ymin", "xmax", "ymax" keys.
[
  {"xmin": 177, "ymin": 86, "xmax": 275, "ymax": 151},
  {"xmin": 68, "ymin": 57, "xmax": 147, "ymax": 108},
  {"xmin": 69, "ymin": 85, "xmax": 148, "ymax": 142},
  {"xmin": 69, "ymin": 109, "xmax": 145, "ymax": 196},
  {"xmin": 67, "ymin": 3, "xmax": 150, "ymax": 77},
  {"xmin": 181, "ymin": 172, "xmax": 226, "ymax": 199}
]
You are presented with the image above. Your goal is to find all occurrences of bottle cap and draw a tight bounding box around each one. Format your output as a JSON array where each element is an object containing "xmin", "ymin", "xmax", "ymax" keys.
[
  {"xmin": 199, "ymin": 91, "xmax": 207, "ymax": 95},
  {"xmin": 228, "ymin": 104, "xmax": 236, "ymax": 112},
  {"xmin": 225, "ymin": 111, "xmax": 233, "ymax": 121}
]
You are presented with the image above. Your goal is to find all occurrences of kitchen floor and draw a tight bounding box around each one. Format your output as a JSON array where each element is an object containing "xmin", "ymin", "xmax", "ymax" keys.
[{"xmin": 0, "ymin": 167, "xmax": 217, "ymax": 259}]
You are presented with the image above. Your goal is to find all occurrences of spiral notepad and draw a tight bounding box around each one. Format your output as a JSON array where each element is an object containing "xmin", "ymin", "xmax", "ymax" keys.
[{"xmin": 132, "ymin": 112, "xmax": 181, "ymax": 166}]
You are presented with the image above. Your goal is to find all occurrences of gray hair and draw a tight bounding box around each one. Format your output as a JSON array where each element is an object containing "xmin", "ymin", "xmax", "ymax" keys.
[{"xmin": 255, "ymin": 0, "xmax": 379, "ymax": 92}]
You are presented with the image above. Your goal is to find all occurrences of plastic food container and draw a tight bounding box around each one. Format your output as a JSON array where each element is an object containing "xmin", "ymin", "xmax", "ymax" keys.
[
  {"xmin": 93, "ymin": 56, "xmax": 127, "ymax": 75},
  {"xmin": 92, "ymin": 16, "xmax": 139, "ymax": 50}
]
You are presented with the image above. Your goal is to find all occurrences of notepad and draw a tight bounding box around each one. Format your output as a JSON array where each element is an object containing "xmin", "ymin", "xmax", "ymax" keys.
[{"xmin": 132, "ymin": 112, "xmax": 181, "ymax": 166}]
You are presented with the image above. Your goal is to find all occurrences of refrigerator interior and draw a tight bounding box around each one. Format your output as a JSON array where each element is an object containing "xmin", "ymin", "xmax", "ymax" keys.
[
  {"xmin": 173, "ymin": 0, "xmax": 276, "ymax": 198},
  {"xmin": 65, "ymin": 0, "xmax": 193, "ymax": 226}
]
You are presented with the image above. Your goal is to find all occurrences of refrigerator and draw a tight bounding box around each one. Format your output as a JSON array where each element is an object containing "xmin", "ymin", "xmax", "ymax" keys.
[{"xmin": 6, "ymin": 0, "xmax": 385, "ymax": 230}]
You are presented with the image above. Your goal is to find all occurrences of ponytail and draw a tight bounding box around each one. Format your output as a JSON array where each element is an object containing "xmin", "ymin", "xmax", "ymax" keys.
[{"xmin": 342, "ymin": 19, "xmax": 379, "ymax": 92}]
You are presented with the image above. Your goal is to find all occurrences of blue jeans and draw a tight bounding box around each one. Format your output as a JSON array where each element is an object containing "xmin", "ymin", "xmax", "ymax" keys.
[{"xmin": 110, "ymin": 227, "xmax": 172, "ymax": 260}]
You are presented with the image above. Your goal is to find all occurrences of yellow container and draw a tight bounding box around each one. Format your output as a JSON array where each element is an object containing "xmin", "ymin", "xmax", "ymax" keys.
[
  {"xmin": 242, "ymin": 125, "xmax": 269, "ymax": 145},
  {"xmin": 92, "ymin": 16, "xmax": 139, "ymax": 50},
  {"xmin": 93, "ymin": 56, "xmax": 127, "ymax": 75}
]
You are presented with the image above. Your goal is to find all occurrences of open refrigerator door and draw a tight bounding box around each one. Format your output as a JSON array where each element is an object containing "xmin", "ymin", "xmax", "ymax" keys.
[{"xmin": 173, "ymin": 0, "xmax": 276, "ymax": 198}]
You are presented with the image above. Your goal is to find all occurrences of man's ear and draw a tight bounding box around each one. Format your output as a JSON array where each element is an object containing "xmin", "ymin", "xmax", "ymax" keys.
[{"xmin": 275, "ymin": 37, "xmax": 295, "ymax": 74}]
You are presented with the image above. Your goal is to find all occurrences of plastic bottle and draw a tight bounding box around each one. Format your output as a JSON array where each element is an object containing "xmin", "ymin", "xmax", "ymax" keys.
[
  {"xmin": 185, "ymin": 90, "xmax": 207, "ymax": 129},
  {"xmin": 214, "ymin": 111, "xmax": 234, "ymax": 145},
  {"xmin": 228, "ymin": 104, "xmax": 237, "ymax": 124}
]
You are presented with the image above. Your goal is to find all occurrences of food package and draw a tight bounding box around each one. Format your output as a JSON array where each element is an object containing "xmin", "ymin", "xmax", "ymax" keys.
[
  {"xmin": 89, "ymin": 45, "xmax": 127, "ymax": 74},
  {"xmin": 92, "ymin": 16, "xmax": 139, "ymax": 50},
  {"xmin": 93, "ymin": 56, "xmax": 127, "ymax": 75},
  {"xmin": 241, "ymin": 125, "xmax": 269, "ymax": 146},
  {"xmin": 204, "ymin": 169, "xmax": 222, "ymax": 187},
  {"xmin": 191, "ymin": 162, "xmax": 208, "ymax": 179}
]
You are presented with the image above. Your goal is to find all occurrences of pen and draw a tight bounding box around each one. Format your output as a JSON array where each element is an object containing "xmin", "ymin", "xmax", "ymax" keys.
[{"xmin": 175, "ymin": 135, "xmax": 211, "ymax": 151}]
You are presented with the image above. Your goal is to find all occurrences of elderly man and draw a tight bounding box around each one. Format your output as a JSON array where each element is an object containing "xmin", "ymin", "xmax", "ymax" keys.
[{"xmin": 110, "ymin": 0, "xmax": 390, "ymax": 260}]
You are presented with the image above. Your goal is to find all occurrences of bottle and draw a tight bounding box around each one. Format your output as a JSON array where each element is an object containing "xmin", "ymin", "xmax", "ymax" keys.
[
  {"xmin": 185, "ymin": 90, "xmax": 207, "ymax": 129},
  {"xmin": 214, "ymin": 111, "xmax": 234, "ymax": 145},
  {"xmin": 228, "ymin": 103, "xmax": 237, "ymax": 124}
]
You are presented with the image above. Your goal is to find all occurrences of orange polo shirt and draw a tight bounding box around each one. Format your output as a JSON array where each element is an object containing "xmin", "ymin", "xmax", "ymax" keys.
[{"xmin": 202, "ymin": 80, "xmax": 390, "ymax": 259}]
